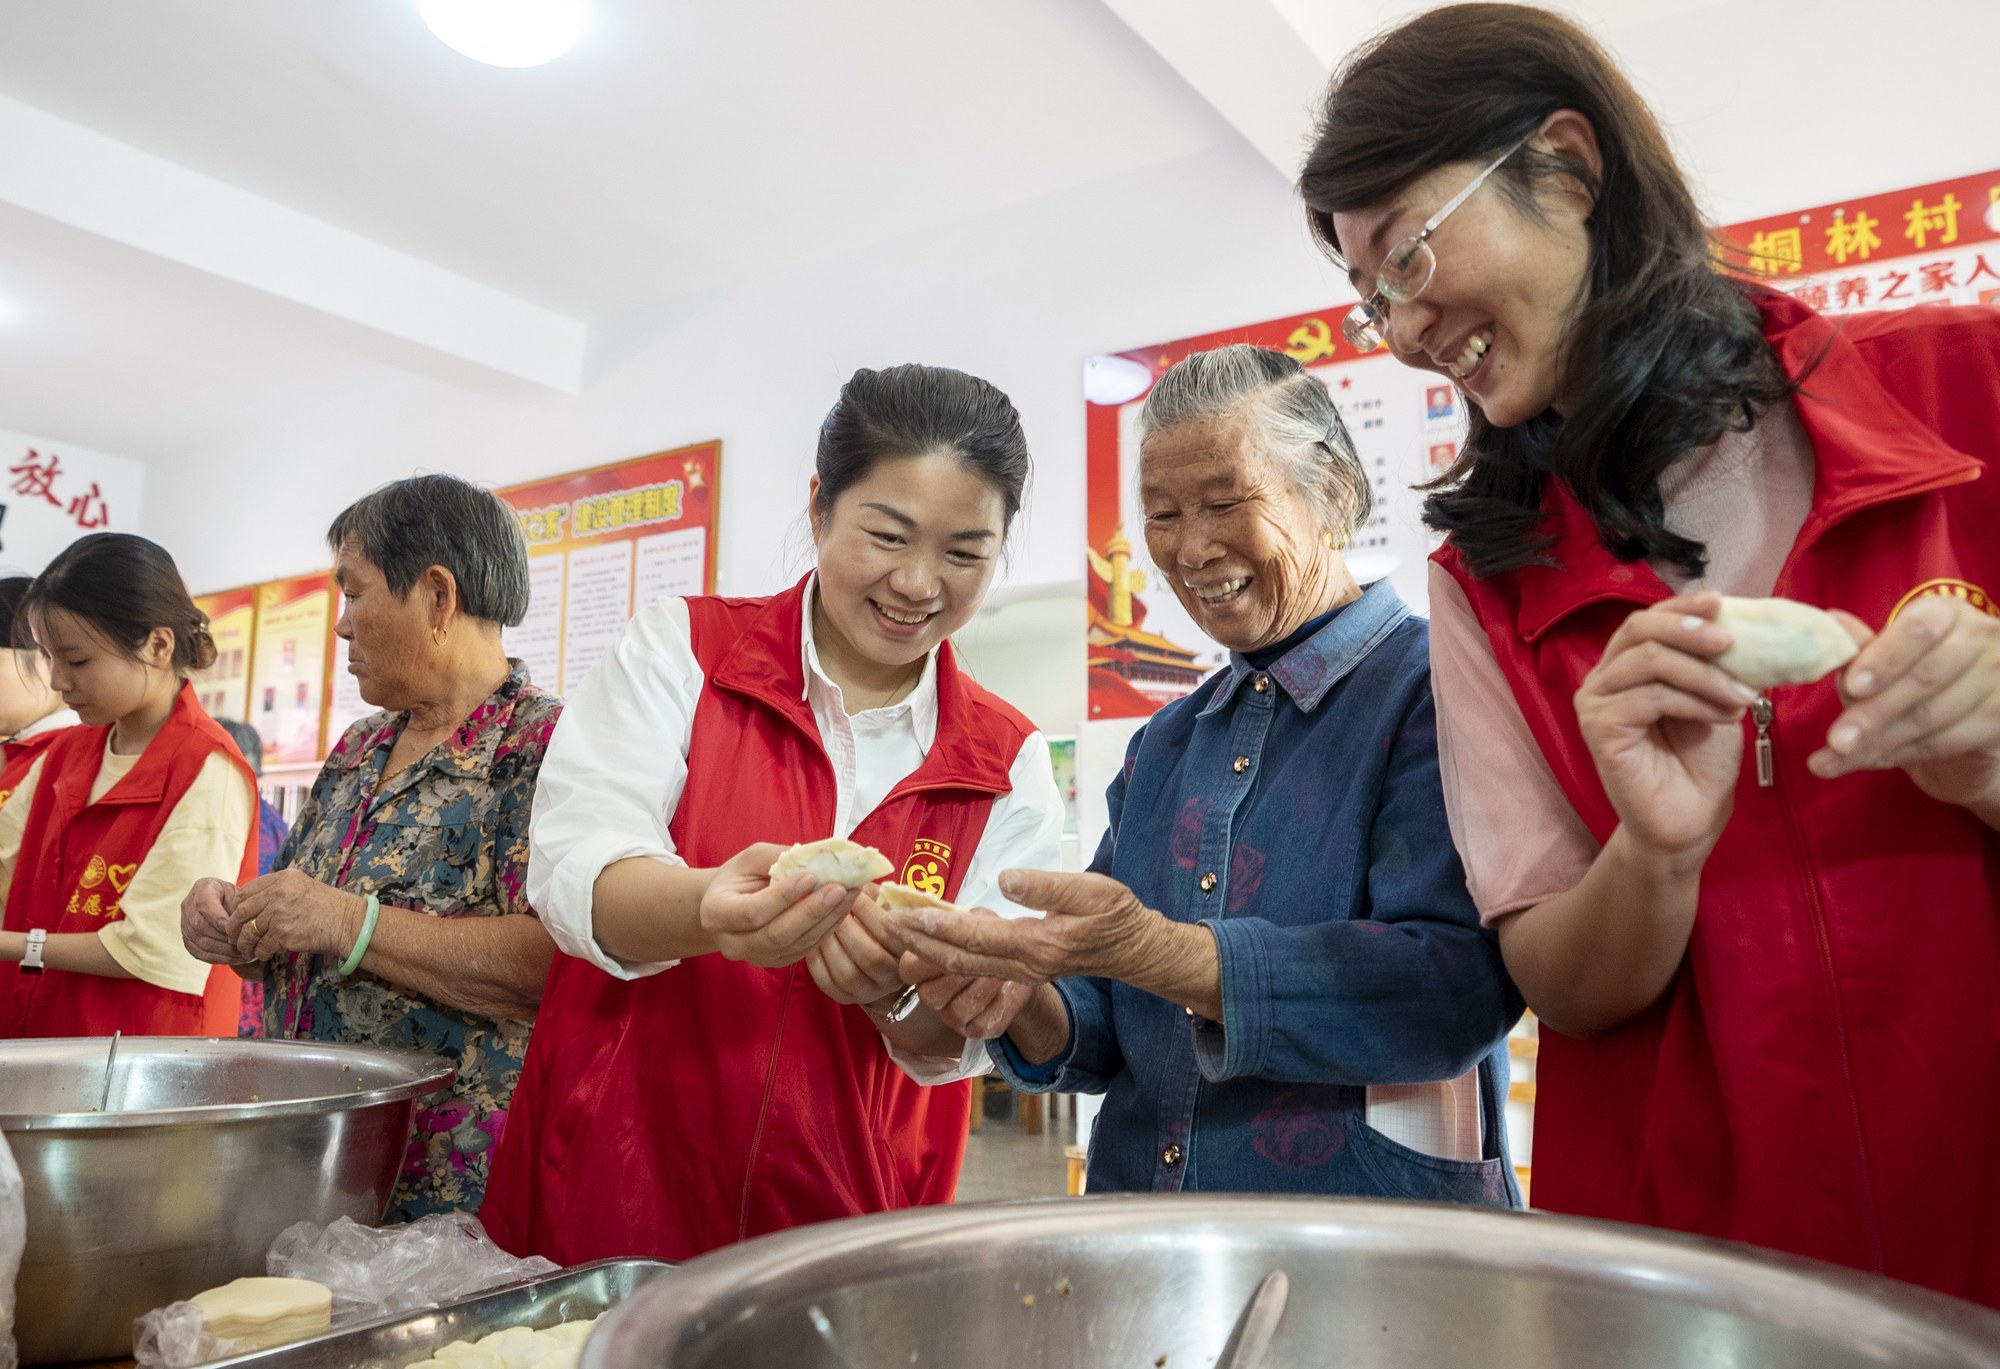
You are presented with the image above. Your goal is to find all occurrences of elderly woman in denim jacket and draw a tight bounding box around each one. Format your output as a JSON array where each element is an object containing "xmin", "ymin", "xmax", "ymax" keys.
[{"xmin": 891, "ymin": 345, "xmax": 1522, "ymax": 1204}]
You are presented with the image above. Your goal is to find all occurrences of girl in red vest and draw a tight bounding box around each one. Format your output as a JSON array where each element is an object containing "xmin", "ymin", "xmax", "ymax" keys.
[
  {"xmin": 0, "ymin": 535, "xmax": 258, "ymax": 1037},
  {"xmin": 1301, "ymin": 5, "xmax": 2000, "ymax": 1306},
  {"xmin": 0, "ymin": 576, "xmax": 80, "ymax": 805},
  {"xmin": 482, "ymin": 364, "xmax": 1064, "ymax": 1263}
]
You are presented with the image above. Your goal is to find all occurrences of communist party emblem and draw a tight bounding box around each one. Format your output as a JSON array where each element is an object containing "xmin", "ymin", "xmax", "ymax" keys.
[{"xmin": 901, "ymin": 839, "xmax": 953, "ymax": 898}]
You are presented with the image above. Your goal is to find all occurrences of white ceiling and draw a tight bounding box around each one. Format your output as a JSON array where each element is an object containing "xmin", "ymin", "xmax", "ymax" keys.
[{"xmin": 0, "ymin": 0, "xmax": 1229, "ymax": 321}]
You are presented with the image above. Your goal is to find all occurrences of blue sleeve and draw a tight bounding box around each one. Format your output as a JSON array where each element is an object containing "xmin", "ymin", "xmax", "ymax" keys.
[
  {"xmin": 988, "ymin": 726, "xmax": 1142, "ymax": 1095},
  {"xmin": 1191, "ymin": 682, "xmax": 1522, "ymax": 1086}
]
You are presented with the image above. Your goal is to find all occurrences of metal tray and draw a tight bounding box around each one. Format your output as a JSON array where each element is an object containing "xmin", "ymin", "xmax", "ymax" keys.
[{"xmin": 204, "ymin": 1258, "xmax": 673, "ymax": 1369}]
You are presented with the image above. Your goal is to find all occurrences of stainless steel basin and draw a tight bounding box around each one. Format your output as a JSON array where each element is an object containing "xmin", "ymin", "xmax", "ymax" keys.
[
  {"xmin": 0, "ymin": 1036, "xmax": 454, "ymax": 1364},
  {"xmin": 586, "ymin": 1195, "xmax": 2000, "ymax": 1368}
]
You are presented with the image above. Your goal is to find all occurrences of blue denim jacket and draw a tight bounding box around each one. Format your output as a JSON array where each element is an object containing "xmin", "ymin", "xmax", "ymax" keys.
[{"xmin": 994, "ymin": 581, "xmax": 1522, "ymax": 1205}]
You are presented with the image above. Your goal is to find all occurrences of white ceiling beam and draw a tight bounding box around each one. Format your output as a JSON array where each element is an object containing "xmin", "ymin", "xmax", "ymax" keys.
[
  {"xmin": 0, "ymin": 92, "xmax": 586, "ymax": 394},
  {"xmin": 1100, "ymin": 0, "xmax": 1334, "ymax": 182}
]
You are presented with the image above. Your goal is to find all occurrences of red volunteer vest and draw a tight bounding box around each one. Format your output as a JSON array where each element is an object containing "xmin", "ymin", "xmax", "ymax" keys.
[
  {"xmin": 0, "ymin": 722, "xmax": 72, "ymax": 810},
  {"xmin": 1438, "ymin": 293, "xmax": 2000, "ymax": 1305},
  {"xmin": 482, "ymin": 578, "xmax": 1033, "ymax": 1263},
  {"xmin": 0, "ymin": 683, "xmax": 258, "ymax": 1038}
]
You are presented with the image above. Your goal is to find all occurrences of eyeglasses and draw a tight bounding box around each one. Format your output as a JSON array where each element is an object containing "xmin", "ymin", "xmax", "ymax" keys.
[{"xmin": 1342, "ymin": 136, "xmax": 1532, "ymax": 354}]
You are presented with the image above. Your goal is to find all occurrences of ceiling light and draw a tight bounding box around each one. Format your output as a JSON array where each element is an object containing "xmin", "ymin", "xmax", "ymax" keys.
[
  {"xmin": 1083, "ymin": 354, "xmax": 1155, "ymax": 407},
  {"xmin": 419, "ymin": 0, "xmax": 583, "ymax": 68}
]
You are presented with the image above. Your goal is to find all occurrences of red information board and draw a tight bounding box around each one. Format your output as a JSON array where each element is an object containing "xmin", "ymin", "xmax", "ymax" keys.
[{"xmin": 495, "ymin": 441, "xmax": 722, "ymax": 696}]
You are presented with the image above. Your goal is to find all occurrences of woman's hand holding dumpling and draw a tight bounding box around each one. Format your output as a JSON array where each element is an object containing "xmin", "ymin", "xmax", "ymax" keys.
[
  {"xmin": 1812, "ymin": 597, "xmax": 2000, "ymax": 819},
  {"xmin": 1575, "ymin": 593, "xmax": 1753, "ymax": 859},
  {"xmin": 700, "ymin": 843, "xmax": 856, "ymax": 967}
]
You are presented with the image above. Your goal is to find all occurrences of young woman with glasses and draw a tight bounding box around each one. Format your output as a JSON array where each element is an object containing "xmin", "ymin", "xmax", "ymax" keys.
[{"xmin": 1301, "ymin": 3, "xmax": 2000, "ymax": 1308}]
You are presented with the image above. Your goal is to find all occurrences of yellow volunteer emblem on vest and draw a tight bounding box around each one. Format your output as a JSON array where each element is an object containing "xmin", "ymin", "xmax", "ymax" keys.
[
  {"xmin": 1890, "ymin": 578, "xmax": 2000, "ymax": 623},
  {"xmin": 901, "ymin": 839, "xmax": 953, "ymax": 897},
  {"xmin": 69, "ymin": 855, "xmax": 132, "ymax": 920}
]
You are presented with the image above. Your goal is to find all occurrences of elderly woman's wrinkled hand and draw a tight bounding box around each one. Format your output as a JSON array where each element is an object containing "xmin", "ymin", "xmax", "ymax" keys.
[
  {"xmin": 228, "ymin": 869, "xmax": 368, "ymax": 961},
  {"xmin": 701, "ymin": 843, "xmax": 858, "ymax": 968},
  {"xmin": 882, "ymin": 870, "xmax": 1173, "ymax": 985},
  {"xmin": 899, "ymin": 950, "xmax": 1037, "ymax": 1040},
  {"xmin": 181, "ymin": 877, "xmax": 253, "ymax": 966}
]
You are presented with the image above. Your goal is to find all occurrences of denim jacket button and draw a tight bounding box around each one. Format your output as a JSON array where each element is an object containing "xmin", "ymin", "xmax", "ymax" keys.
[
  {"xmin": 1252, "ymin": 674, "xmax": 1270, "ymax": 693},
  {"xmin": 1232, "ymin": 755, "xmax": 1250, "ymax": 773},
  {"xmin": 1163, "ymin": 1144, "xmax": 1183, "ymax": 1167},
  {"xmin": 1199, "ymin": 872, "xmax": 1217, "ymax": 892}
]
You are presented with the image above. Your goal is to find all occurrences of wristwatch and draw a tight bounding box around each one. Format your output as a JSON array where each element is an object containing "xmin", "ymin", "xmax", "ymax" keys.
[{"xmin": 20, "ymin": 928, "xmax": 47, "ymax": 975}]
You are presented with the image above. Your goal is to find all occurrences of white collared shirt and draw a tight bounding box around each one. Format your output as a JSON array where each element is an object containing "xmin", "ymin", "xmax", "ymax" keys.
[
  {"xmin": 527, "ymin": 583, "xmax": 1065, "ymax": 1083},
  {"xmin": 14, "ymin": 708, "xmax": 79, "ymax": 741}
]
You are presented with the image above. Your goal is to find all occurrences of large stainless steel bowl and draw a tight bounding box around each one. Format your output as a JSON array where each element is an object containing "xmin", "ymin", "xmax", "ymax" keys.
[
  {"xmin": 587, "ymin": 1195, "xmax": 2000, "ymax": 1368},
  {"xmin": 0, "ymin": 1036, "xmax": 454, "ymax": 1364}
]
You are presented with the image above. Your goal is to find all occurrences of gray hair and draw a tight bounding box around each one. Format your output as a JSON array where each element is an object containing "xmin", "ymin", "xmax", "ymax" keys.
[
  {"xmin": 1136, "ymin": 344, "xmax": 1373, "ymax": 539},
  {"xmin": 327, "ymin": 473, "xmax": 532, "ymax": 627}
]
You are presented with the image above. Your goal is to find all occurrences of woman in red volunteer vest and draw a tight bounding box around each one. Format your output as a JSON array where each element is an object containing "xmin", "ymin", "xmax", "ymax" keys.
[
  {"xmin": 0, "ymin": 576, "xmax": 80, "ymax": 806},
  {"xmin": 1301, "ymin": 5, "xmax": 2000, "ymax": 1305},
  {"xmin": 483, "ymin": 364, "xmax": 1064, "ymax": 1263},
  {"xmin": 0, "ymin": 534, "xmax": 257, "ymax": 1037}
]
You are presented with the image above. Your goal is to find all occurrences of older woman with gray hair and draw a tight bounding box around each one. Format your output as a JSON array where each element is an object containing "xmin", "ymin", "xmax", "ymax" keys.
[
  {"xmin": 892, "ymin": 344, "xmax": 1522, "ymax": 1204},
  {"xmin": 181, "ymin": 473, "xmax": 562, "ymax": 1219}
]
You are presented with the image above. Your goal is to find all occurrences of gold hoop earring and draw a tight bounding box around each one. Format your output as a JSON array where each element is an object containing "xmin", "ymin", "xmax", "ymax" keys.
[{"xmin": 432, "ymin": 626, "xmax": 448, "ymax": 646}]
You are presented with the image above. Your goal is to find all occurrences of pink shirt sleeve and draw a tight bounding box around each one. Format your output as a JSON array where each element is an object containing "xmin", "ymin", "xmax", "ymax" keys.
[{"xmin": 1427, "ymin": 561, "xmax": 1600, "ymax": 925}]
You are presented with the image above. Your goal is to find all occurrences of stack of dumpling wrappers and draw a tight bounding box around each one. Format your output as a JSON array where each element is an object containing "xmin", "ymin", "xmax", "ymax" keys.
[
  {"xmin": 189, "ymin": 1277, "xmax": 333, "ymax": 1351},
  {"xmin": 409, "ymin": 1317, "xmax": 600, "ymax": 1369}
]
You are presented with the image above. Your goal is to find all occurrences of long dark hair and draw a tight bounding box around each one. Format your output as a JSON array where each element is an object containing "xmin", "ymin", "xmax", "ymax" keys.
[
  {"xmin": 813, "ymin": 364, "xmax": 1031, "ymax": 534},
  {"xmin": 1299, "ymin": 3, "xmax": 1794, "ymax": 579},
  {"xmin": 20, "ymin": 533, "xmax": 217, "ymax": 674}
]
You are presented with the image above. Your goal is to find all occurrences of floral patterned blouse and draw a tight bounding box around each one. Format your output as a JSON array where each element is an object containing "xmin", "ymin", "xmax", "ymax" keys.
[{"xmin": 260, "ymin": 661, "xmax": 562, "ymax": 1221}]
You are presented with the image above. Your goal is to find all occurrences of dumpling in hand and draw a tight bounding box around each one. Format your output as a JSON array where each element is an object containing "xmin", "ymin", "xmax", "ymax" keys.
[
  {"xmin": 768, "ymin": 838, "xmax": 894, "ymax": 889},
  {"xmin": 1713, "ymin": 596, "xmax": 1859, "ymax": 688},
  {"xmin": 876, "ymin": 882, "xmax": 962, "ymax": 914}
]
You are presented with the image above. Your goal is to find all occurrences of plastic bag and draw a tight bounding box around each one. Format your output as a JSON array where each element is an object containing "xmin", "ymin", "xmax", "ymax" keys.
[
  {"xmin": 0, "ymin": 1132, "xmax": 22, "ymax": 1369},
  {"xmin": 131, "ymin": 1304, "xmax": 243, "ymax": 1369},
  {"xmin": 267, "ymin": 1213, "xmax": 558, "ymax": 1324},
  {"xmin": 131, "ymin": 1214, "xmax": 556, "ymax": 1367}
]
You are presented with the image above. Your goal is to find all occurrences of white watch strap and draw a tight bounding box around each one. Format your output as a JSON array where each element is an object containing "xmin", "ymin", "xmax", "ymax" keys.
[{"xmin": 21, "ymin": 927, "xmax": 48, "ymax": 972}]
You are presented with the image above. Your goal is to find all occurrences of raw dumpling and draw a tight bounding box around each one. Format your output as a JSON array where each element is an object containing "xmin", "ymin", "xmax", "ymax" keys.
[
  {"xmin": 416, "ymin": 1316, "xmax": 601, "ymax": 1369},
  {"xmin": 769, "ymin": 838, "xmax": 893, "ymax": 889},
  {"xmin": 538, "ymin": 1321, "xmax": 599, "ymax": 1349},
  {"xmin": 876, "ymin": 882, "xmax": 962, "ymax": 915},
  {"xmin": 1713, "ymin": 596, "xmax": 1858, "ymax": 688}
]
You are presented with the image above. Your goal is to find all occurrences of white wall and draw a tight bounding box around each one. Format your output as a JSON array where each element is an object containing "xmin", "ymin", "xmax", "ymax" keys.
[
  {"xmin": 128, "ymin": 0, "xmax": 2000, "ymax": 613},
  {"xmin": 142, "ymin": 142, "xmax": 1341, "ymax": 600},
  {"xmin": 0, "ymin": 424, "xmax": 144, "ymax": 575}
]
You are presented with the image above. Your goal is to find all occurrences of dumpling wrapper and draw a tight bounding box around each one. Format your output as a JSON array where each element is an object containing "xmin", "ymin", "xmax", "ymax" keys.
[
  {"xmin": 768, "ymin": 838, "xmax": 894, "ymax": 889},
  {"xmin": 189, "ymin": 1276, "xmax": 332, "ymax": 1351},
  {"xmin": 538, "ymin": 1320, "xmax": 599, "ymax": 1349},
  {"xmin": 1713, "ymin": 596, "xmax": 1858, "ymax": 688}
]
